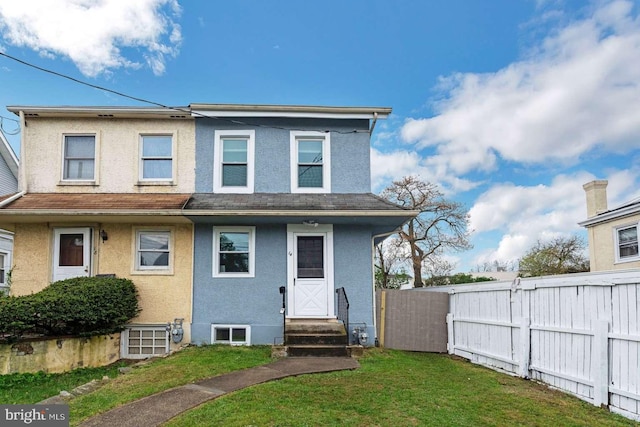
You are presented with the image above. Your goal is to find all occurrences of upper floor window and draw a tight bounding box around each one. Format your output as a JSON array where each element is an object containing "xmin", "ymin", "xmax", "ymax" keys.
[
  {"xmin": 616, "ymin": 224, "xmax": 639, "ymax": 262},
  {"xmin": 213, "ymin": 226, "xmax": 255, "ymax": 277},
  {"xmin": 290, "ymin": 131, "xmax": 331, "ymax": 193},
  {"xmin": 214, "ymin": 130, "xmax": 255, "ymax": 193},
  {"xmin": 63, "ymin": 135, "xmax": 95, "ymax": 181},
  {"xmin": 135, "ymin": 229, "xmax": 172, "ymax": 273},
  {"xmin": 140, "ymin": 135, "xmax": 173, "ymax": 181}
]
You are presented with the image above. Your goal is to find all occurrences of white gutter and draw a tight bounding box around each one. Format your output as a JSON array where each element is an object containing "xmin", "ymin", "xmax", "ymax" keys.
[
  {"xmin": 578, "ymin": 203, "xmax": 640, "ymax": 227},
  {"xmin": 0, "ymin": 209, "xmax": 184, "ymax": 216}
]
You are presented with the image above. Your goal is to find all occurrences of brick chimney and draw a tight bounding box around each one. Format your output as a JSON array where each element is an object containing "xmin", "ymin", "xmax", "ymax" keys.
[{"xmin": 583, "ymin": 180, "xmax": 608, "ymax": 218}]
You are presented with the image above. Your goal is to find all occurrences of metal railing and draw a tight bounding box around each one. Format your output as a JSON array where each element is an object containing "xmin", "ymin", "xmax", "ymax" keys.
[
  {"xmin": 335, "ymin": 287, "xmax": 350, "ymax": 344},
  {"xmin": 278, "ymin": 286, "xmax": 286, "ymax": 345}
]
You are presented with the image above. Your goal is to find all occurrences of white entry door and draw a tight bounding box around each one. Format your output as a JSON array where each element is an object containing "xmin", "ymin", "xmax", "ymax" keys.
[
  {"xmin": 53, "ymin": 228, "xmax": 92, "ymax": 282},
  {"xmin": 287, "ymin": 225, "xmax": 334, "ymax": 318}
]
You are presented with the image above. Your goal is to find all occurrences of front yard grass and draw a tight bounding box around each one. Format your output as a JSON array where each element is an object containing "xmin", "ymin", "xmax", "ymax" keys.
[{"xmin": 6, "ymin": 345, "xmax": 634, "ymax": 426}]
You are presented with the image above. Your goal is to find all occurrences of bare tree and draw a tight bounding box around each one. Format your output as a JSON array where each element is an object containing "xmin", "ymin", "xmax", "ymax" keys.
[
  {"xmin": 518, "ymin": 235, "xmax": 589, "ymax": 277},
  {"xmin": 374, "ymin": 237, "xmax": 409, "ymax": 289},
  {"xmin": 380, "ymin": 176, "xmax": 472, "ymax": 287}
]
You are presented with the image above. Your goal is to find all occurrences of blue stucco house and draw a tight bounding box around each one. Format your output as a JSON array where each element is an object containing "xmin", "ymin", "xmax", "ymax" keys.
[{"xmin": 185, "ymin": 104, "xmax": 415, "ymax": 349}]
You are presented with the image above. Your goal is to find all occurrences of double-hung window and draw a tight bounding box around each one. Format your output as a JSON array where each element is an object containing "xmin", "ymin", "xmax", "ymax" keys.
[
  {"xmin": 290, "ymin": 131, "xmax": 330, "ymax": 193},
  {"xmin": 213, "ymin": 227, "xmax": 255, "ymax": 277},
  {"xmin": 140, "ymin": 135, "xmax": 173, "ymax": 181},
  {"xmin": 63, "ymin": 135, "xmax": 95, "ymax": 181},
  {"xmin": 135, "ymin": 230, "xmax": 172, "ymax": 272},
  {"xmin": 616, "ymin": 224, "xmax": 639, "ymax": 261},
  {"xmin": 214, "ymin": 130, "xmax": 255, "ymax": 193}
]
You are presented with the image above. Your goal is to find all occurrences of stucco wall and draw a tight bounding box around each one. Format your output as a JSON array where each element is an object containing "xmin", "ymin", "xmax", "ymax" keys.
[
  {"xmin": 191, "ymin": 224, "xmax": 287, "ymax": 344},
  {"xmin": 22, "ymin": 117, "xmax": 195, "ymax": 193},
  {"xmin": 191, "ymin": 223, "xmax": 375, "ymax": 345},
  {"xmin": 194, "ymin": 117, "xmax": 372, "ymax": 193},
  {"xmin": 0, "ymin": 334, "xmax": 121, "ymax": 374},
  {"xmin": 588, "ymin": 213, "xmax": 640, "ymax": 271},
  {"xmin": 9, "ymin": 222, "xmax": 193, "ymax": 344}
]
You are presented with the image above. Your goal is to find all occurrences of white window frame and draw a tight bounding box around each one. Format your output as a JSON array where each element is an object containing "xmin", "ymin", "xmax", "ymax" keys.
[
  {"xmin": 121, "ymin": 325, "xmax": 170, "ymax": 359},
  {"xmin": 211, "ymin": 324, "xmax": 251, "ymax": 346},
  {"xmin": 139, "ymin": 134, "xmax": 175, "ymax": 183},
  {"xmin": 213, "ymin": 226, "xmax": 256, "ymax": 278},
  {"xmin": 0, "ymin": 251, "xmax": 8, "ymax": 294},
  {"xmin": 214, "ymin": 130, "xmax": 255, "ymax": 193},
  {"xmin": 614, "ymin": 223, "xmax": 640, "ymax": 263},
  {"xmin": 61, "ymin": 134, "xmax": 97, "ymax": 183},
  {"xmin": 290, "ymin": 131, "xmax": 331, "ymax": 193},
  {"xmin": 133, "ymin": 228, "xmax": 174, "ymax": 274}
]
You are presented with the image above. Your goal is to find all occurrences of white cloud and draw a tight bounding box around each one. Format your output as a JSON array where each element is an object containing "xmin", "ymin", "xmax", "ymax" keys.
[
  {"xmin": 0, "ymin": 0, "xmax": 182, "ymax": 77},
  {"xmin": 467, "ymin": 168, "xmax": 640, "ymax": 265},
  {"xmin": 400, "ymin": 0, "xmax": 640, "ymax": 176}
]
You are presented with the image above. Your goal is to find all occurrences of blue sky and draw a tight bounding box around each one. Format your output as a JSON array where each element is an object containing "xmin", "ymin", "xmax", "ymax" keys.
[{"xmin": 0, "ymin": 0, "xmax": 639, "ymax": 273}]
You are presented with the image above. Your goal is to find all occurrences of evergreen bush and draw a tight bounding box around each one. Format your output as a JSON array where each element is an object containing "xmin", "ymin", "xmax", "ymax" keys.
[{"xmin": 0, "ymin": 276, "xmax": 141, "ymax": 341}]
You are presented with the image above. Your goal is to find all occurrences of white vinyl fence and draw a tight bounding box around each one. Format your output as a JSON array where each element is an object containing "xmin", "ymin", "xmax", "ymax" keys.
[{"xmin": 423, "ymin": 269, "xmax": 640, "ymax": 421}]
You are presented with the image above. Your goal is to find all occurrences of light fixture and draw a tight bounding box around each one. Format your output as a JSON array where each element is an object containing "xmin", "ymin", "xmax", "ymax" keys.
[
  {"xmin": 302, "ymin": 220, "xmax": 318, "ymax": 227},
  {"xmin": 100, "ymin": 229, "xmax": 108, "ymax": 242}
]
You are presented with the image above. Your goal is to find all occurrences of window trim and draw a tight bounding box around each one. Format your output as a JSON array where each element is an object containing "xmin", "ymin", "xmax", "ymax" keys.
[
  {"xmin": 614, "ymin": 223, "xmax": 640, "ymax": 263},
  {"xmin": 211, "ymin": 324, "xmax": 251, "ymax": 346},
  {"xmin": 132, "ymin": 228, "xmax": 174, "ymax": 275},
  {"xmin": 213, "ymin": 130, "xmax": 255, "ymax": 193},
  {"xmin": 290, "ymin": 131, "xmax": 331, "ymax": 193},
  {"xmin": 121, "ymin": 325, "xmax": 170, "ymax": 359},
  {"xmin": 138, "ymin": 133, "xmax": 175, "ymax": 183},
  {"xmin": 212, "ymin": 226, "xmax": 256, "ymax": 278},
  {"xmin": 61, "ymin": 133, "xmax": 98, "ymax": 183}
]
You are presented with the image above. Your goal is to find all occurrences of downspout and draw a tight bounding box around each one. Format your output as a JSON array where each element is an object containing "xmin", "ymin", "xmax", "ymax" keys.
[
  {"xmin": 0, "ymin": 191, "xmax": 25, "ymax": 208},
  {"xmin": 369, "ymin": 112, "xmax": 378, "ymax": 135},
  {"xmin": 18, "ymin": 111, "xmax": 27, "ymax": 193}
]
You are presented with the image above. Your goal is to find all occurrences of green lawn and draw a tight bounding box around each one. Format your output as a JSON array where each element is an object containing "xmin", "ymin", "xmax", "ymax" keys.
[{"xmin": 3, "ymin": 345, "xmax": 635, "ymax": 426}]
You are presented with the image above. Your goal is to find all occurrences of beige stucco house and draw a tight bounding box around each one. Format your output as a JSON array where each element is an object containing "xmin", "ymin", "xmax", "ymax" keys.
[
  {"xmin": 580, "ymin": 180, "xmax": 640, "ymax": 271},
  {"xmin": 0, "ymin": 106, "xmax": 195, "ymax": 358}
]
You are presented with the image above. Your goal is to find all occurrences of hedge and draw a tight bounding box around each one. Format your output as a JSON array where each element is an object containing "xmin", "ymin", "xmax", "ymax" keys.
[{"xmin": 0, "ymin": 277, "xmax": 141, "ymax": 342}]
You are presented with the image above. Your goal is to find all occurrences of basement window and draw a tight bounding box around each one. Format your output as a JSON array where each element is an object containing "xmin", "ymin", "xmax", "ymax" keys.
[
  {"xmin": 211, "ymin": 324, "xmax": 251, "ymax": 346},
  {"xmin": 121, "ymin": 325, "xmax": 169, "ymax": 359}
]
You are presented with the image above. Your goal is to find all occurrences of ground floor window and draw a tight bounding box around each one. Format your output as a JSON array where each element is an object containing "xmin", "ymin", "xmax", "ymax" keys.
[
  {"xmin": 211, "ymin": 324, "xmax": 251, "ymax": 346},
  {"xmin": 122, "ymin": 325, "xmax": 169, "ymax": 358}
]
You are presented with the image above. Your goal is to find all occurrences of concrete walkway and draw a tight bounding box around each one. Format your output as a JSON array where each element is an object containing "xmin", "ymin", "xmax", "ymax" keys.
[{"xmin": 79, "ymin": 357, "xmax": 360, "ymax": 427}]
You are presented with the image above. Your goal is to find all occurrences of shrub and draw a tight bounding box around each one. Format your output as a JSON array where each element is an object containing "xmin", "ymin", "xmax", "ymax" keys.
[{"xmin": 0, "ymin": 277, "xmax": 141, "ymax": 341}]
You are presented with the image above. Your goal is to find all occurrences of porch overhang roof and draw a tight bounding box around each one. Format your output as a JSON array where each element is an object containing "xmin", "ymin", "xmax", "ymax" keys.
[
  {"xmin": 0, "ymin": 193, "xmax": 192, "ymax": 223},
  {"xmin": 184, "ymin": 193, "xmax": 417, "ymax": 230}
]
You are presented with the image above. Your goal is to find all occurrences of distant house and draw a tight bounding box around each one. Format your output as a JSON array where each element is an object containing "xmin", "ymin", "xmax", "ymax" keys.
[
  {"xmin": 579, "ymin": 180, "xmax": 640, "ymax": 271},
  {"xmin": 0, "ymin": 130, "xmax": 18, "ymax": 294}
]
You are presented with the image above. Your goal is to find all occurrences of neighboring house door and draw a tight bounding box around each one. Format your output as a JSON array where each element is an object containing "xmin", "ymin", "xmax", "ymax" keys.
[
  {"xmin": 53, "ymin": 228, "xmax": 92, "ymax": 281},
  {"xmin": 287, "ymin": 225, "xmax": 334, "ymax": 318}
]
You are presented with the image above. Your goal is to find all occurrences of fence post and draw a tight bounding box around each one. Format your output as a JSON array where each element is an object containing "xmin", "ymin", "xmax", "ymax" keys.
[
  {"xmin": 446, "ymin": 313, "xmax": 454, "ymax": 355},
  {"xmin": 593, "ymin": 320, "xmax": 610, "ymax": 407},
  {"xmin": 379, "ymin": 290, "xmax": 387, "ymax": 347},
  {"xmin": 519, "ymin": 317, "xmax": 530, "ymax": 378}
]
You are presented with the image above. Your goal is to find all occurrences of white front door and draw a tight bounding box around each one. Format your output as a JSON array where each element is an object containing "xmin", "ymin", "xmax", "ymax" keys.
[
  {"xmin": 53, "ymin": 228, "xmax": 92, "ymax": 282},
  {"xmin": 287, "ymin": 225, "xmax": 334, "ymax": 318}
]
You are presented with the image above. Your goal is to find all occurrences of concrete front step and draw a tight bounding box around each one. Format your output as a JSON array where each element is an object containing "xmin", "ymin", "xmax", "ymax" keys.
[
  {"xmin": 284, "ymin": 319, "xmax": 349, "ymax": 357},
  {"xmin": 286, "ymin": 345, "xmax": 349, "ymax": 357},
  {"xmin": 286, "ymin": 333, "xmax": 348, "ymax": 346}
]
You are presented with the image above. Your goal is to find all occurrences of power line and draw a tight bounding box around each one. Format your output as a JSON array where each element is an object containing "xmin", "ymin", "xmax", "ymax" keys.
[{"xmin": 0, "ymin": 51, "xmax": 369, "ymax": 135}]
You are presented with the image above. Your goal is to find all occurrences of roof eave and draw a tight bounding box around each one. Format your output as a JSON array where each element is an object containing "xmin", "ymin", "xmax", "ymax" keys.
[
  {"xmin": 189, "ymin": 103, "xmax": 391, "ymax": 119},
  {"xmin": 578, "ymin": 204, "xmax": 640, "ymax": 227}
]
